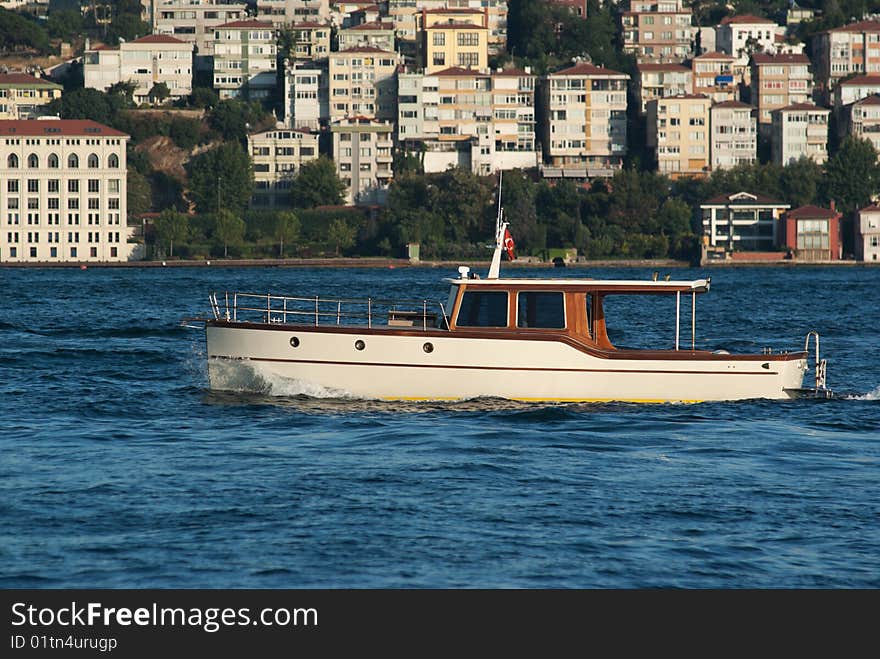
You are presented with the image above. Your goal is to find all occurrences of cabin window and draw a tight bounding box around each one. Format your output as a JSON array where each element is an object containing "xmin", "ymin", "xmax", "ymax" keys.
[
  {"xmin": 456, "ymin": 291, "xmax": 508, "ymax": 327},
  {"xmin": 517, "ymin": 292, "xmax": 565, "ymax": 329}
]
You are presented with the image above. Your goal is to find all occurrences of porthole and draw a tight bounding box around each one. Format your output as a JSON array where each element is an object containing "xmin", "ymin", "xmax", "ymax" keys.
[
  {"xmin": 355, "ymin": 339, "xmax": 365, "ymax": 351},
  {"xmin": 423, "ymin": 342, "xmax": 434, "ymax": 353},
  {"xmin": 289, "ymin": 336, "xmax": 300, "ymax": 348}
]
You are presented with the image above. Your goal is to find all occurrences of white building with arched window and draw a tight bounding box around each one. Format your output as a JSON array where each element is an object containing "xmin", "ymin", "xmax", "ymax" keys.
[{"xmin": 0, "ymin": 118, "xmax": 135, "ymax": 263}]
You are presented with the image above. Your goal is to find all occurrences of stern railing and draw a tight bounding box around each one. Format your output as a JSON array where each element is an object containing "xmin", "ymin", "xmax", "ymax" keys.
[{"xmin": 210, "ymin": 291, "xmax": 449, "ymax": 331}]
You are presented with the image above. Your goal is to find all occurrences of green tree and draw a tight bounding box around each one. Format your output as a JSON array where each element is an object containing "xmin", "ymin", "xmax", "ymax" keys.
[
  {"xmin": 213, "ymin": 209, "xmax": 246, "ymax": 258},
  {"xmin": 327, "ymin": 218, "xmax": 356, "ymax": 256},
  {"xmin": 153, "ymin": 208, "xmax": 190, "ymax": 258},
  {"xmin": 107, "ymin": 80, "xmax": 137, "ymax": 108},
  {"xmin": 209, "ymin": 98, "xmax": 268, "ymax": 143},
  {"xmin": 169, "ymin": 117, "xmax": 201, "ymax": 150},
  {"xmin": 0, "ymin": 8, "xmax": 49, "ymax": 53},
  {"xmin": 108, "ymin": 13, "xmax": 150, "ymax": 44},
  {"xmin": 46, "ymin": 9, "xmax": 83, "ymax": 41},
  {"xmin": 185, "ymin": 142, "xmax": 254, "ymax": 214},
  {"xmin": 272, "ymin": 211, "xmax": 301, "ymax": 257},
  {"xmin": 780, "ymin": 156, "xmax": 823, "ymax": 208},
  {"xmin": 291, "ymin": 157, "xmax": 346, "ymax": 208},
  {"xmin": 189, "ymin": 86, "xmax": 219, "ymax": 109},
  {"xmin": 823, "ymin": 136, "xmax": 880, "ymax": 214},
  {"xmin": 127, "ymin": 169, "xmax": 152, "ymax": 219},
  {"xmin": 149, "ymin": 82, "xmax": 171, "ymax": 104},
  {"xmin": 45, "ymin": 88, "xmax": 114, "ymax": 124}
]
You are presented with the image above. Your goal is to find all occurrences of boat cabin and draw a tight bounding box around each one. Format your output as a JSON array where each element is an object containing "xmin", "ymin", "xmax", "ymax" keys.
[{"xmin": 445, "ymin": 270, "xmax": 711, "ymax": 351}]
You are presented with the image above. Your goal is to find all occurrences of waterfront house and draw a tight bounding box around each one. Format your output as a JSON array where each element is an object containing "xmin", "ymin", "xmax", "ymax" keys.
[
  {"xmin": 856, "ymin": 202, "xmax": 880, "ymax": 261},
  {"xmin": 700, "ymin": 191, "xmax": 790, "ymax": 253},
  {"xmin": 779, "ymin": 204, "xmax": 842, "ymax": 261}
]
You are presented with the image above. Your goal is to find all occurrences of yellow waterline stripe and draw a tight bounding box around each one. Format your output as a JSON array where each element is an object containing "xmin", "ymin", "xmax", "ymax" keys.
[{"xmin": 383, "ymin": 397, "xmax": 705, "ymax": 403}]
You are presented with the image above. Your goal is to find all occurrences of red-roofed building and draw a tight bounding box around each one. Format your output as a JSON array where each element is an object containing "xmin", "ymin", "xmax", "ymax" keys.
[
  {"xmin": 151, "ymin": 0, "xmax": 248, "ymax": 63},
  {"xmin": 814, "ymin": 20, "xmax": 880, "ymax": 102},
  {"xmin": 83, "ymin": 34, "xmax": 194, "ymax": 105},
  {"xmin": 834, "ymin": 74, "xmax": 880, "ymax": 108},
  {"xmin": 0, "ymin": 119, "xmax": 136, "ymax": 263},
  {"xmin": 541, "ymin": 61, "xmax": 629, "ymax": 175},
  {"xmin": 716, "ymin": 14, "xmax": 781, "ymax": 65},
  {"xmin": 423, "ymin": 10, "xmax": 489, "ymax": 73},
  {"xmin": 710, "ymin": 100, "xmax": 756, "ymax": 170},
  {"xmin": 213, "ymin": 21, "xmax": 277, "ymax": 100},
  {"xmin": 286, "ymin": 22, "xmax": 331, "ymax": 61},
  {"xmin": 620, "ymin": 0, "xmax": 694, "ymax": 64},
  {"xmin": 329, "ymin": 47, "xmax": 400, "ymax": 122},
  {"xmin": 255, "ymin": 0, "xmax": 332, "ymax": 29},
  {"xmin": 692, "ymin": 52, "xmax": 738, "ymax": 104},
  {"xmin": 844, "ymin": 94, "xmax": 880, "ymax": 154},
  {"xmin": 771, "ymin": 103, "xmax": 830, "ymax": 165},
  {"xmin": 338, "ymin": 21, "xmax": 395, "ymax": 52},
  {"xmin": 749, "ymin": 52, "xmax": 812, "ymax": 127},
  {"xmin": 635, "ymin": 62, "xmax": 693, "ymax": 113},
  {"xmin": 647, "ymin": 94, "xmax": 711, "ymax": 177},
  {"xmin": 780, "ymin": 204, "xmax": 842, "ymax": 261},
  {"xmin": 0, "ymin": 74, "xmax": 62, "ymax": 120},
  {"xmin": 331, "ymin": 116, "xmax": 393, "ymax": 205}
]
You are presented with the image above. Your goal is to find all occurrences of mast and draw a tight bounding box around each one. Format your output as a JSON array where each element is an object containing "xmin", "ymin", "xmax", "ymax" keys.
[{"xmin": 487, "ymin": 170, "xmax": 508, "ymax": 279}]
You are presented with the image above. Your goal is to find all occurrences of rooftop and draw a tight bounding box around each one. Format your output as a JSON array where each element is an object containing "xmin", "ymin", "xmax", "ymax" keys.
[
  {"xmin": 711, "ymin": 100, "xmax": 753, "ymax": 109},
  {"xmin": 216, "ymin": 20, "xmax": 274, "ymax": 29},
  {"xmin": 703, "ymin": 191, "xmax": 787, "ymax": 206},
  {"xmin": 786, "ymin": 205, "xmax": 840, "ymax": 219},
  {"xmin": 0, "ymin": 119, "xmax": 128, "ymax": 138},
  {"xmin": 0, "ymin": 73, "xmax": 61, "ymax": 88},
  {"xmin": 554, "ymin": 62, "xmax": 627, "ymax": 77},
  {"xmin": 839, "ymin": 75, "xmax": 880, "ymax": 86},
  {"xmin": 129, "ymin": 34, "xmax": 188, "ymax": 45},
  {"xmin": 720, "ymin": 14, "xmax": 776, "ymax": 25},
  {"xmin": 752, "ymin": 53, "xmax": 810, "ymax": 64}
]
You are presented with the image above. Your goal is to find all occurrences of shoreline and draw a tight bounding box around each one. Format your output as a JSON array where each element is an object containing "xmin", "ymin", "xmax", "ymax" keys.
[{"xmin": 0, "ymin": 257, "xmax": 874, "ymax": 268}]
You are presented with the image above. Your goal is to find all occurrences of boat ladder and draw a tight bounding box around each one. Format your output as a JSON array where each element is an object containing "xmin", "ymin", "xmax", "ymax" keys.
[{"xmin": 803, "ymin": 330, "xmax": 832, "ymax": 398}]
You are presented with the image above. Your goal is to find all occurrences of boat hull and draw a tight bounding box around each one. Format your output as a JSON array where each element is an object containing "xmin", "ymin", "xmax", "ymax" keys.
[{"xmin": 205, "ymin": 322, "xmax": 808, "ymax": 402}]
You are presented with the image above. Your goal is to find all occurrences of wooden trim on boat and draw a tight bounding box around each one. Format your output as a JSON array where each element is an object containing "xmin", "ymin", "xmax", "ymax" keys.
[
  {"xmin": 208, "ymin": 355, "xmax": 783, "ymax": 376},
  {"xmin": 207, "ymin": 320, "xmax": 807, "ymax": 363}
]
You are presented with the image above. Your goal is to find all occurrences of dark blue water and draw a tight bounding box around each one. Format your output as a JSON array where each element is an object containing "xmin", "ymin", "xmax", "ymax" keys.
[{"xmin": 1, "ymin": 265, "xmax": 878, "ymax": 588}]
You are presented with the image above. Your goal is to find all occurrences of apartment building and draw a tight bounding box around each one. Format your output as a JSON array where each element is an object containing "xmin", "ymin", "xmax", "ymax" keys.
[
  {"xmin": 646, "ymin": 94, "xmax": 711, "ymax": 177},
  {"xmin": 0, "ymin": 74, "xmax": 62, "ymax": 120},
  {"xmin": 385, "ymin": 2, "xmax": 507, "ymax": 55},
  {"xmin": 700, "ymin": 191, "xmax": 790, "ymax": 252},
  {"xmin": 285, "ymin": 21, "xmax": 331, "ymax": 61},
  {"xmin": 635, "ymin": 62, "xmax": 692, "ymax": 113},
  {"xmin": 399, "ymin": 66, "xmax": 537, "ymax": 174},
  {"xmin": 255, "ymin": 0, "xmax": 331, "ymax": 27},
  {"xmin": 213, "ymin": 20, "xmax": 278, "ymax": 100},
  {"xmin": 0, "ymin": 118, "xmax": 133, "ymax": 263},
  {"xmin": 844, "ymin": 94, "xmax": 880, "ymax": 153},
  {"xmin": 750, "ymin": 53, "xmax": 812, "ymax": 128},
  {"xmin": 338, "ymin": 20, "xmax": 396, "ymax": 52},
  {"xmin": 542, "ymin": 62, "xmax": 629, "ymax": 175},
  {"xmin": 813, "ymin": 20, "xmax": 880, "ymax": 102},
  {"xmin": 151, "ymin": 0, "xmax": 248, "ymax": 62},
  {"xmin": 331, "ymin": 116, "xmax": 393, "ymax": 205},
  {"xmin": 716, "ymin": 14, "xmax": 781, "ymax": 65},
  {"xmin": 83, "ymin": 35, "xmax": 194, "ymax": 105},
  {"xmin": 424, "ymin": 12, "xmax": 489, "ymax": 73},
  {"xmin": 770, "ymin": 103, "xmax": 830, "ymax": 165},
  {"xmin": 248, "ymin": 126, "xmax": 320, "ymax": 207},
  {"xmin": 284, "ymin": 59, "xmax": 329, "ymax": 130},
  {"xmin": 620, "ymin": 0, "xmax": 694, "ymax": 64},
  {"xmin": 856, "ymin": 202, "xmax": 880, "ymax": 261},
  {"xmin": 834, "ymin": 74, "xmax": 880, "ymax": 108},
  {"xmin": 328, "ymin": 47, "xmax": 399, "ymax": 122},
  {"xmin": 709, "ymin": 100, "xmax": 756, "ymax": 170},
  {"xmin": 691, "ymin": 51, "xmax": 738, "ymax": 103}
]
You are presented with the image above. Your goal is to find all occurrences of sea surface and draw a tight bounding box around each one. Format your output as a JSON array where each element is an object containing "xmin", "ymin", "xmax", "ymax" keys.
[{"xmin": 1, "ymin": 264, "xmax": 878, "ymax": 588}]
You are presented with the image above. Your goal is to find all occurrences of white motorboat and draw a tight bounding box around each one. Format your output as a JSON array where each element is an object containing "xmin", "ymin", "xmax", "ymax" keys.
[{"xmin": 196, "ymin": 191, "xmax": 830, "ymax": 403}]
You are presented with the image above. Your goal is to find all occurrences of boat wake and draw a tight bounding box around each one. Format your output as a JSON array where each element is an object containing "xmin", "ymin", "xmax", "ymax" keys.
[
  {"xmin": 208, "ymin": 358, "xmax": 359, "ymax": 399},
  {"xmin": 846, "ymin": 385, "xmax": 880, "ymax": 401}
]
